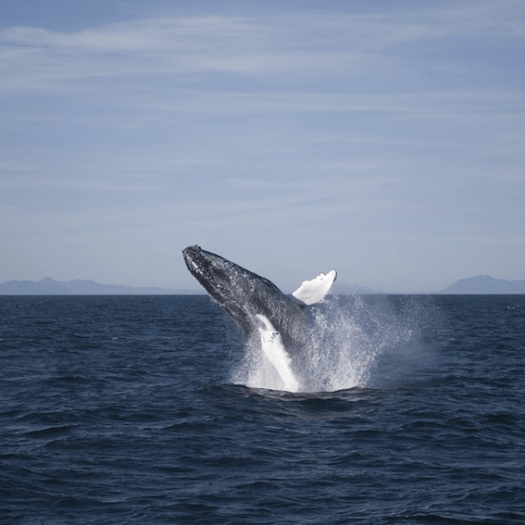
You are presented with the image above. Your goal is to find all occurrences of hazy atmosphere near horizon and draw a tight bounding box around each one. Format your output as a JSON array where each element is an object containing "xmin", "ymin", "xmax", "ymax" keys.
[{"xmin": 1, "ymin": 0, "xmax": 524, "ymax": 293}]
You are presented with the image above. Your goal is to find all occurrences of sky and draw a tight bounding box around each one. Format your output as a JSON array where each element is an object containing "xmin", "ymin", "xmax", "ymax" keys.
[{"xmin": 1, "ymin": 0, "xmax": 524, "ymax": 293}]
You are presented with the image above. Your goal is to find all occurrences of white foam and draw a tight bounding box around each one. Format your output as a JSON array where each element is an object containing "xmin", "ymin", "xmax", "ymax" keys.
[{"xmin": 231, "ymin": 294, "xmax": 434, "ymax": 393}]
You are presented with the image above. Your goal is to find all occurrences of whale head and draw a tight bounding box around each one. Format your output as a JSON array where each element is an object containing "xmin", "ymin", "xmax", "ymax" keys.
[
  {"xmin": 182, "ymin": 245, "xmax": 306, "ymax": 339},
  {"xmin": 183, "ymin": 245, "xmax": 234, "ymax": 296}
]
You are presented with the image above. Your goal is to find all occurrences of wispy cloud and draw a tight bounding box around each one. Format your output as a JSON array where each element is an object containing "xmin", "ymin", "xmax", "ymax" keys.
[
  {"xmin": 1, "ymin": 1, "xmax": 525, "ymax": 289},
  {"xmin": 1, "ymin": 4, "xmax": 523, "ymax": 92}
]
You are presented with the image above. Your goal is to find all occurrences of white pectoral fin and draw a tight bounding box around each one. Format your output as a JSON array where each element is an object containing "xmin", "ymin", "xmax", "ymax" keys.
[
  {"xmin": 255, "ymin": 314, "xmax": 300, "ymax": 393},
  {"xmin": 292, "ymin": 269, "xmax": 337, "ymax": 306}
]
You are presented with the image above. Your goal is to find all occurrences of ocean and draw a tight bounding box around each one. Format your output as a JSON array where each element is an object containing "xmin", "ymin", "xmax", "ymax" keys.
[{"xmin": 1, "ymin": 294, "xmax": 524, "ymax": 524}]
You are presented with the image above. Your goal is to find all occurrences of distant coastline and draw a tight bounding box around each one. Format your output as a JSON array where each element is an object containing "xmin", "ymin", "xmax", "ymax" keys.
[
  {"xmin": 437, "ymin": 275, "xmax": 525, "ymax": 294},
  {"xmin": 0, "ymin": 277, "xmax": 205, "ymax": 295},
  {"xmin": 1, "ymin": 274, "xmax": 524, "ymax": 295}
]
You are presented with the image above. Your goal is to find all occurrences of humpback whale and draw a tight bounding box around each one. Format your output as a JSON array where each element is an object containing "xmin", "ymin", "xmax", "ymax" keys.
[{"xmin": 182, "ymin": 245, "xmax": 336, "ymax": 391}]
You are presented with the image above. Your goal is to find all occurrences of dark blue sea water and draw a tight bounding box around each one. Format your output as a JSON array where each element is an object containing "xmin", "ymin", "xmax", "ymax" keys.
[{"xmin": 1, "ymin": 294, "xmax": 524, "ymax": 524}]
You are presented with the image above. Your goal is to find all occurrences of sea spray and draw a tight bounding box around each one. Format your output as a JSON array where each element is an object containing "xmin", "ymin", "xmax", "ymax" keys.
[{"xmin": 232, "ymin": 293, "xmax": 437, "ymax": 393}]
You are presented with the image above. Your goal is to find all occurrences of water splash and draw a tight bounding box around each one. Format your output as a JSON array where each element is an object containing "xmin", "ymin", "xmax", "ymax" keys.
[{"xmin": 232, "ymin": 294, "xmax": 436, "ymax": 393}]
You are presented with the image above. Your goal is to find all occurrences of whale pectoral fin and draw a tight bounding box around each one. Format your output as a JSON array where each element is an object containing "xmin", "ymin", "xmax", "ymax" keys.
[
  {"xmin": 292, "ymin": 269, "xmax": 337, "ymax": 306},
  {"xmin": 255, "ymin": 314, "xmax": 300, "ymax": 392}
]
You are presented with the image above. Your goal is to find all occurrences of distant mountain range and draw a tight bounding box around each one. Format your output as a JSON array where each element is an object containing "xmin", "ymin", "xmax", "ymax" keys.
[
  {"xmin": 1, "ymin": 275, "xmax": 524, "ymax": 295},
  {"xmin": 0, "ymin": 277, "xmax": 205, "ymax": 295},
  {"xmin": 438, "ymin": 275, "xmax": 525, "ymax": 294}
]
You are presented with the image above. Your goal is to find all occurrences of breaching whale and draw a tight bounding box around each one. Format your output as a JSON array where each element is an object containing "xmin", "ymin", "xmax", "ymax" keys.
[{"xmin": 182, "ymin": 245, "xmax": 336, "ymax": 391}]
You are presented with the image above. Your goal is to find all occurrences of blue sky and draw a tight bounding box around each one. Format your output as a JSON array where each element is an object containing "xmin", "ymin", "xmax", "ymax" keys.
[{"xmin": 1, "ymin": 0, "xmax": 524, "ymax": 293}]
